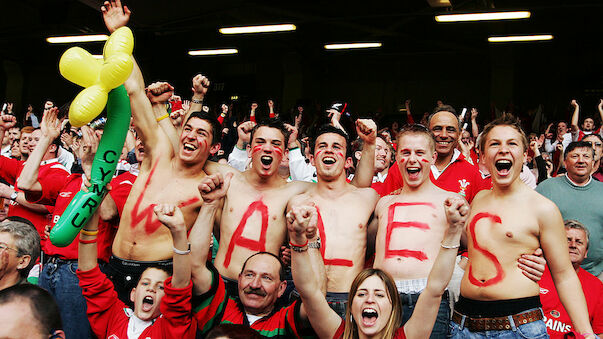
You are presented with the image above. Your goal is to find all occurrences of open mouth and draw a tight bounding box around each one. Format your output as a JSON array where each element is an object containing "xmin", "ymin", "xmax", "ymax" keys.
[
  {"xmin": 260, "ymin": 155, "xmax": 273, "ymax": 166},
  {"xmin": 183, "ymin": 143, "xmax": 197, "ymax": 152},
  {"xmin": 322, "ymin": 156, "xmax": 336, "ymax": 165},
  {"xmin": 362, "ymin": 308, "xmax": 378, "ymax": 326},
  {"xmin": 142, "ymin": 296, "xmax": 154, "ymax": 312},
  {"xmin": 495, "ymin": 160, "xmax": 512, "ymax": 175}
]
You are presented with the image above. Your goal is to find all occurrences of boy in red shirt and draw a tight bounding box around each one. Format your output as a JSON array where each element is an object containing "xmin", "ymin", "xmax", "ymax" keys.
[{"xmin": 77, "ymin": 202, "xmax": 196, "ymax": 339}]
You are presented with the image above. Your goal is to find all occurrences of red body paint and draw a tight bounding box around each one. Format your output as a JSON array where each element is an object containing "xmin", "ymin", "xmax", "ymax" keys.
[
  {"xmin": 273, "ymin": 147, "xmax": 283, "ymax": 157},
  {"xmin": 384, "ymin": 202, "xmax": 435, "ymax": 260},
  {"xmin": 223, "ymin": 200, "xmax": 269, "ymax": 268},
  {"xmin": 336, "ymin": 151, "xmax": 344, "ymax": 159},
  {"xmin": 316, "ymin": 207, "xmax": 353, "ymax": 267},
  {"xmin": 468, "ymin": 212, "xmax": 505, "ymax": 287},
  {"xmin": 252, "ymin": 145, "xmax": 263, "ymax": 155},
  {"xmin": 130, "ymin": 159, "xmax": 200, "ymax": 234},
  {"xmin": 420, "ymin": 159, "xmax": 430, "ymax": 163}
]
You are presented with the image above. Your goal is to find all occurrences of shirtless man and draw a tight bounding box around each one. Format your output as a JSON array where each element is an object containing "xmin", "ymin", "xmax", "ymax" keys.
[
  {"xmin": 289, "ymin": 123, "xmax": 379, "ymax": 317},
  {"xmin": 101, "ymin": 1, "xmax": 219, "ymax": 299},
  {"xmin": 372, "ymin": 124, "xmax": 463, "ymax": 338},
  {"xmin": 205, "ymin": 118, "xmax": 376, "ymax": 294},
  {"xmin": 451, "ymin": 114, "xmax": 596, "ymax": 339}
]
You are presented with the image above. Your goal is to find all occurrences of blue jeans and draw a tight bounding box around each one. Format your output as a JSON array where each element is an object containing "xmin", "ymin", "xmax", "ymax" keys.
[
  {"xmin": 39, "ymin": 260, "xmax": 93, "ymax": 339},
  {"xmin": 400, "ymin": 290, "xmax": 450, "ymax": 339},
  {"xmin": 448, "ymin": 309, "xmax": 548, "ymax": 339}
]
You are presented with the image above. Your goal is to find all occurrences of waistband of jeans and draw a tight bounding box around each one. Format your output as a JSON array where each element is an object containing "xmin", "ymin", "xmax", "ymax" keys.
[
  {"xmin": 456, "ymin": 295, "xmax": 542, "ymax": 318},
  {"xmin": 109, "ymin": 255, "xmax": 172, "ymax": 272}
]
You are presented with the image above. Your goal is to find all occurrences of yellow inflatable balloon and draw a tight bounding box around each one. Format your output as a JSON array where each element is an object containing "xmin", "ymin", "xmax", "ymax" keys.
[
  {"xmin": 59, "ymin": 27, "xmax": 134, "ymax": 127},
  {"xmin": 59, "ymin": 47, "xmax": 102, "ymax": 88}
]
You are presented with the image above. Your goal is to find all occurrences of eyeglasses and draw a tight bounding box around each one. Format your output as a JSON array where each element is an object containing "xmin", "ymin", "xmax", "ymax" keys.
[
  {"xmin": 0, "ymin": 242, "xmax": 19, "ymax": 253},
  {"xmin": 584, "ymin": 141, "xmax": 603, "ymax": 147}
]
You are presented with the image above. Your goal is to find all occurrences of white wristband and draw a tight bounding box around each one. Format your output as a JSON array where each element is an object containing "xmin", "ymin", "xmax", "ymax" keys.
[{"xmin": 173, "ymin": 243, "xmax": 191, "ymax": 255}]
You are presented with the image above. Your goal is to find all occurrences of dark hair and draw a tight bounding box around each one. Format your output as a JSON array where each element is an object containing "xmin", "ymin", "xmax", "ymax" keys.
[
  {"xmin": 206, "ymin": 324, "xmax": 263, "ymax": 339},
  {"xmin": 136, "ymin": 266, "xmax": 173, "ymax": 285},
  {"xmin": 396, "ymin": 124, "xmax": 435, "ymax": 153},
  {"xmin": 479, "ymin": 113, "xmax": 528, "ymax": 152},
  {"xmin": 249, "ymin": 118, "xmax": 290, "ymax": 146},
  {"xmin": 0, "ymin": 284, "xmax": 62, "ymax": 335},
  {"xmin": 185, "ymin": 111, "xmax": 222, "ymax": 146},
  {"xmin": 582, "ymin": 133, "xmax": 603, "ymax": 144},
  {"xmin": 564, "ymin": 141, "xmax": 595, "ymax": 160},
  {"xmin": 240, "ymin": 252, "xmax": 285, "ymax": 282},
  {"xmin": 310, "ymin": 124, "xmax": 351, "ymax": 157}
]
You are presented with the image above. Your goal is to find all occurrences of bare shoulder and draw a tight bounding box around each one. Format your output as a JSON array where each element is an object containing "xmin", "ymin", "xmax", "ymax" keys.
[
  {"xmin": 204, "ymin": 160, "xmax": 240, "ymax": 176},
  {"xmin": 287, "ymin": 191, "xmax": 313, "ymax": 209},
  {"xmin": 470, "ymin": 188, "xmax": 491, "ymax": 204},
  {"xmin": 375, "ymin": 194, "xmax": 398, "ymax": 215},
  {"xmin": 286, "ymin": 180, "xmax": 314, "ymax": 194},
  {"xmin": 355, "ymin": 186, "xmax": 380, "ymax": 202},
  {"xmin": 529, "ymin": 189, "xmax": 562, "ymax": 223}
]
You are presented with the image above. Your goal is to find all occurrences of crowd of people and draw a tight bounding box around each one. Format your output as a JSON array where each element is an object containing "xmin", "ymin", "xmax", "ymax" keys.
[{"xmin": 0, "ymin": 1, "xmax": 601, "ymax": 338}]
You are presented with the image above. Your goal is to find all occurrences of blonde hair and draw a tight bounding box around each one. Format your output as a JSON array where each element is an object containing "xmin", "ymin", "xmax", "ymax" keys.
[{"xmin": 343, "ymin": 269, "xmax": 401, "ymax": 339}]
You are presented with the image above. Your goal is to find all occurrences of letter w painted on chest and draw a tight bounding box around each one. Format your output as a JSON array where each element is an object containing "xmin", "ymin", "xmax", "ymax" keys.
[
  {"xmin": 316, "ymin": 207, "xmax": 353, "ymax": 267},
  {"xmin": 223, "ymin": 200, "xmax": 269, "ymax": 268},
  {"xmin": 385, "ymin": 202, "xmax": 434, "ymax": 260},
  {"xmin": 130, "ymin": 159, "xmax": 200, "ymax": 234}
]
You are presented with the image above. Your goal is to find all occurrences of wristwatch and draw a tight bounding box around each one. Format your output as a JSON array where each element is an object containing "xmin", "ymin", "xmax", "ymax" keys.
[
  {"xmin": 308, "ymin": 237, "xmax": 321, "ymax": 249},
  {"xmin": 9, "ymin": 191, "xmax": 17, "ymax": 201}
]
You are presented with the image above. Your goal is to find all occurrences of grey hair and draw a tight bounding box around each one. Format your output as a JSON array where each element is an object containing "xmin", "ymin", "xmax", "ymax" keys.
[
  {"xmin": 564, "ymin": 219, "xmax": 590, "ymax": 250},
  {"xmin": 0, "ymin": 220, "xmax": 40, "ymax": 277},
  {"xmin": 427, "ymin": 105, "xmax": 461, "ymax": 131}
]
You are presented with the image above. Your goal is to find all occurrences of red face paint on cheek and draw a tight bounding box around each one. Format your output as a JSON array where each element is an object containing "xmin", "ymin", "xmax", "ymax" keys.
[
  {"xmin": 273, "ymin": 147, "xmax": 283, "ymax": 157},
  {"xmin": 336, "ymin": 152, "xmax": 344, "ymax": 159},
  {"xmin": 399, "ymin": 158, "xmax": 406, "ymax": 164},
  {"xmin": 223, "ymin": 200, "xmax": 270, "ymax": 268},
  {"xmin": 468, "ymin": 212, "xmax": 505, "ymax": 287},
  {"xmin": 252, "ymin": 145, "xmax": 262, "ymax": 155},
  {"xmin": 315, "ymin": 150, "xmax": 323, "ymax": 158},
  {"xmin": 384, "ymin": 202, "xmax": 435, "ymax": 260},
  {"xmin": 420, "ymin": 159, "xmax": 430, "ymax": 163}
]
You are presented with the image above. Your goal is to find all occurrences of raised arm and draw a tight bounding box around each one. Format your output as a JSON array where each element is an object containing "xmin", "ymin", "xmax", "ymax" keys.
[
  {"xmin": 185, "ymin": 74, "xmax": 210, "ymax": 122},
  {"xmin": 471, "ymin": 108, "xmax": 479, "ymax": 138},
  {"xmin": 539, "ymin": 200, "xmax": 595, "ymax": 338},
  {"xmin": 570, "ymin": 100, "xmax": 580, "ymax": 134},
  {"xmin": 146, "ymin": 81, "xmax": 180, "ymax": 151},
  {"xmin": 351, "ymin": 119, "xmax": 377, "ymax": 188},
  {"xmin": 289, "ymin": 203, "xmax": 341, "ymax": 338},
  {"xmin": 17, "ymin": 108, "xmax": 61, "ymax": 192},
  {"xmin": 598, "ymin": 99, "xmax": 603, "ymax": 125},
  {"xmin": 78, "ymin": 209, "xmax": 101, "ymax": 271},
  {"xmin": 154, "ymin": 205, "xmax": 191, "ymax": 288},
  {"xmin": 405, "ymin": 196, "xmax": 467, "ymax": 339},
  {"xmin": 190, "ymin": 173, "xmax": 232, "ymax": 295},
  {"xmin": 0, "ymin": 112, "xmax": 16, "ymax": 152}
]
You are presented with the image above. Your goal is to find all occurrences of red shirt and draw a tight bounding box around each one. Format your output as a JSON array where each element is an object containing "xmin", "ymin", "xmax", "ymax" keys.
[
  {"xmin": 78, "ymin": 265, "xmax": 196, "ymax": 339},
  {"xmin": 373, "ymin": 153, "xmax": 489, "ymax": 202},
  {"xmin": 333, "ymin": 320, "xmax": 406, "ymax": 339},
  {"xmin": 0, "ymin": 156, "xmax": 69, "ymax": 242},
  {"xmin": 539, "ymin": 266, "xmax": 603, "ymax": 338}
]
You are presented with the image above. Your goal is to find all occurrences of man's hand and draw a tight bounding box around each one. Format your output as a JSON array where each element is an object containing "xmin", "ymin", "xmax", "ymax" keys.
[
  {"xmin": 154, "ymin": 204, "xmax": 186, "ymax": 233},
  {"xmin": 221, "ymin": 104, "xmax": 229, "ymax": 115},
  {"xmin": 286, "ymin": 204, "xmax": 318, "ymax": 245},
  {"xmin": 145, "ymin": 82, "xmax": 174, "ymax": 104},
  {"xmin": 191, "ymin": 74, "xmax": 210, "ymax": 96},
  {"xmin": 6, "ymin": 103, "xmax": 13, "ymax": 114},
  {"xmin": 78, "ymin": 126, "xmax": 100, "ymax": 179},
  {"xmin": 0, "ymin": 182, "xmax": 15, "ymax": 199},
  {"xmin": 284, "ymin": 123, "xmax": 298, "ymax": 149},
  {"xmin": 40, "ymin": 107, "xmax": 62, "ymax": 140},
  {"xmin": 471, "ymin": 108, "xmax": 478, "ymax": 120},
  {"xmin": 529, "ymin": 140, "xmax": 540, "ymax": 157},
  {"xmin": 0, "ymin": 113, "xmax": 16, "ymax": 131},
  {"xmin": 268, "ymin": 100, "xmax": 274, "ymax": 110},
  {"xmin": 280, "ymin": 246, "xmax": 291, "ymax": 266},
  {"xmin": 545, "ymin": 123, "xmax": 554, "ymax": 139},
  {"xmin": 598, "ymin": 99, "xmax": 603, "ymax": 112},
  {"xmin": 294, "ymin": 111, "xmax": 303, "ymax": 128},
  {"xmin": 250, "ymin": 102, "xmax": 258, "ymax": 112},
  {"xmin": 518, "ymin": 248, "xmax": 546, "ymax": 282},
  {"xmin": 198, "ymin": 173, "xmax": 233, "ymax": 206},
  {"xmin": 444, "ymin": 196, "xmax": 470, "ymax": 230},
  {"xmin": 570, "ymin": 99, "xmax": 578, "ymax": 108},
  {"xmin": 237, "ymin": 121, "xmax": 256, "ymax": 144},
  {"xmin": 356, "ymin": 119, "xmax": 377, "ymax": 145},
  {"xmin": 101, "ymin": 0, "xmax": 131, "ymax": 33}
]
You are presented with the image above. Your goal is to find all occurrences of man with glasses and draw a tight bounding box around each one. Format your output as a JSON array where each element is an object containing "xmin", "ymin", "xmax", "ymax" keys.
[{"xmin": 0, "ymin": 219, "xmax": 40, "ymax": 291}]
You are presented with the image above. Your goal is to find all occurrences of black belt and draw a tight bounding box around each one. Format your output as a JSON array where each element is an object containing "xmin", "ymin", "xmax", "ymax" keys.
[{"xmin": 43, "ymin": 255, "xmax": 77, "ymax": 265}]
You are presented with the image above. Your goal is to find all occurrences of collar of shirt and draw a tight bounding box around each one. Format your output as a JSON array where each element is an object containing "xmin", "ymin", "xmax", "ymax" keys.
[
  {"xmin": 40, "ymin": 158, "xmax": 59, "ymax": 166},
  {"xmin": 431, "ymin": 149, "xmax": 461, "ymax": 180},
  {"xmin": 564, "ymin": 173, "xmax": 592, "ymax": 187}
]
